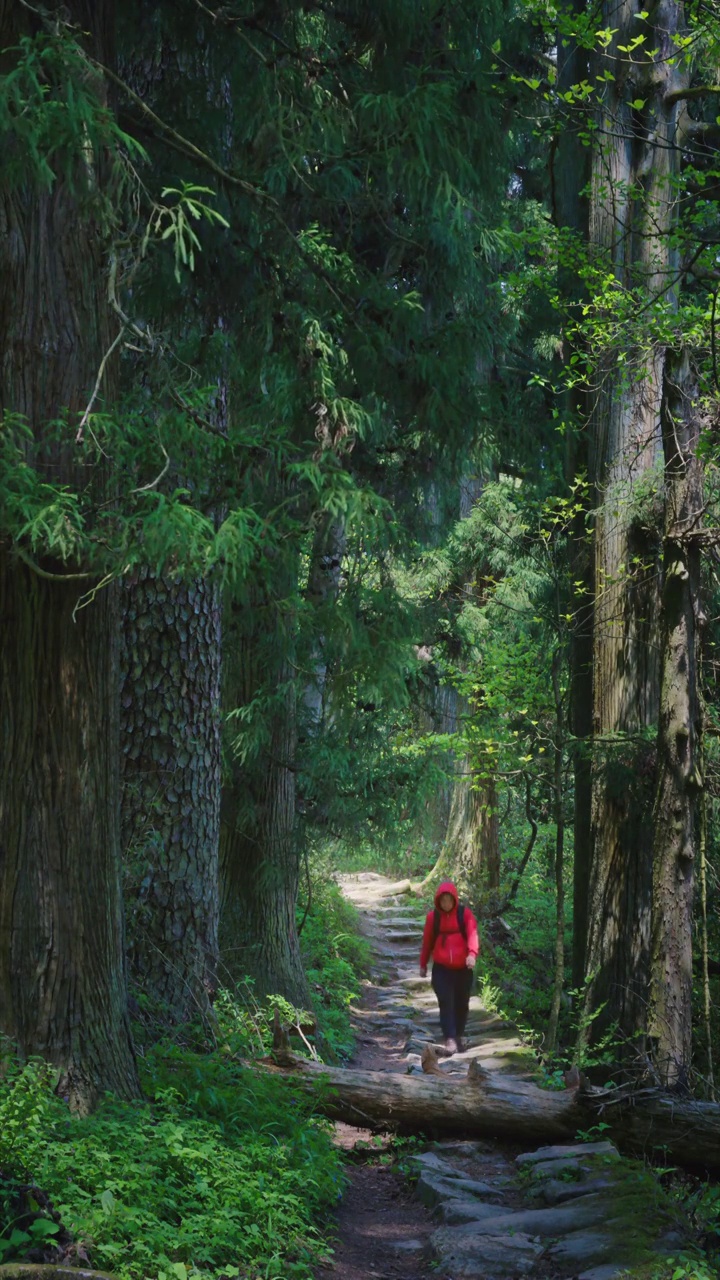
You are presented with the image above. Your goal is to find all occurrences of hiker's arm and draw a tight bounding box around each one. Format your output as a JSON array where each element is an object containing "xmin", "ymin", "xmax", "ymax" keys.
[
  {"xmin": 419, "ymin": 912, "xmax": 434, "ymax": 974},
  {"xmin": 465, "ymin": 909, "xmax": 480, "ymax": 968}
]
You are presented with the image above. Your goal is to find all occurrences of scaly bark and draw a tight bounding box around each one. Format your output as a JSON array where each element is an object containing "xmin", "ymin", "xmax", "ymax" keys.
[
  {"xmin": 0, "ymin": 0, "xmax": 138, "ymax": 1106},
  {"xmin": 220, "ymin": 586, "xmax": 310, "ymax": 1008},
  {"xmin": 120, "ymin": 570, "xmax": 221, "ymax": 1022}
]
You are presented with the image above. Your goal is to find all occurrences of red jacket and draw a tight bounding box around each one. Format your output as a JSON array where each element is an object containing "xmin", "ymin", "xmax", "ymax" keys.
[{"xmin": 420, "ymin": 880, "xmax": 479, "ymax": 970}]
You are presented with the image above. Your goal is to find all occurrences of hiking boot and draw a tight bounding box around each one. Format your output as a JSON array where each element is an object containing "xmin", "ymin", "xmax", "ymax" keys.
[
  {"xmin": 456, "ymin": 1038, "xmax": 466, "ymax": 1053},
  {"xmin": 444, "ymin": 1038, "xmax": 458, "ymax": 1055}
]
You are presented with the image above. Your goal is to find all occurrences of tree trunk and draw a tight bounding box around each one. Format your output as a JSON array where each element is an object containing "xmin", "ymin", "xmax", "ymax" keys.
[
  {"xmin": 0, "ymin": 566, "xmax": 138, "ymax": 1108},
  {"xmin": 302, "ymin": 516, "xmax": 345, "ymax": 731},
  {"xmin": 220, "ymin": 588, "xmax": 310, "ymax": 1008},
  {"xmin": 580, "ymin": 0, "xmax": 688, "ymax": 1054},
  {"xmin": 547, "ymin": 653, "xmax": 566, "ymax": 1054},
  {"xmin": 258, "ymin": 1051, "xmax": 720, "ymax": 1171},
  {"xmin": 115, "ymin": 4, "xmax": 227, "ymax": 1025},
  {"xmin": 648, "ymin": 349, "xmax": 703, "ymax": 1087},
  {"xmin": 429, "ymin": 763, "xmax": 500, "ymax": 899},
  {"xmin": 0, "ymin": 1, "xmax": 138, "ymax": 1106},
  {"xmin": 120, "ymin": 570, "xmax": 221, "ymax": 1022},
  {"xmin": 554, "ymin": 0, "xmax": 592, "ymax": 993}
]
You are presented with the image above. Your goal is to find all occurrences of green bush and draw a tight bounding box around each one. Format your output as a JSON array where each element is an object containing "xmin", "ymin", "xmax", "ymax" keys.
[
  {"xmin": 298, "ymin": 873, "xmax": 372, "ymax": 1061},
  {"xmin": 0, "ymin": 869, "xmax": 376, "ymax": 1278},
  {"xmin": 0, "ymin": 1041, "xmax": 342, "ymax": 1280}
]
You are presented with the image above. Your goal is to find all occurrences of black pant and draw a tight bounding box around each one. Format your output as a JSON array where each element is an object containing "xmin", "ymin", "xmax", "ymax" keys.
[{"xmin": 431, "ymin": 963, "xmax": 473, "ymax": 1040}]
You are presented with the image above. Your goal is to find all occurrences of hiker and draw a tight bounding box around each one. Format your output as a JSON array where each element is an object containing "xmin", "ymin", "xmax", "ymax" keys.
[{"xmin": 419, "ymin": 880, "xmax": 479, "ymax": 1055}]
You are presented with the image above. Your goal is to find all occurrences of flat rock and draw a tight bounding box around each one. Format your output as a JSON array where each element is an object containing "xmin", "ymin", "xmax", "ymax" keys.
[
  {"xmin": 579, "ymin": 1267, "xmax": 629, "ymax": 1280},
  {"xmin": 415, "ymin": 1172, "xmax": 504, "ymax": 1211},
  {"xmin": 409, "ymin": 1151, "xmax": 460, "ymax": 1176},
  {"xmin": 550, "ymin": 1229, "xmax": 626, "ymax": 1267},
  {"xmin": 433, "ymin": 1140, "xmax": 492, "ymax": 1159},
  {"xmin": 516, "ymin": 1141, "xmax": 618, "ymax": 1166},
  {"xmin": 388, "ymin": 1238, "xmax": 425, "ymax": 1253},
  {"xmin": 437, "ymin": 1191, "xmax": 608, "ymax": 1238},
  {"xmin": 527, "ymin": 1156, "xmax": 587, "ymax": 1177},
  {"xmin": 432, "ymin": 1227, "xmax": 544, "ymax": 1278},
  {"xmin": 440, "ymin": 1199, "xmax": 508, "ymax": 1226},
  {"xmin": 531, "ymin": 1176, "xmax": 617, "ymax": 1205}
]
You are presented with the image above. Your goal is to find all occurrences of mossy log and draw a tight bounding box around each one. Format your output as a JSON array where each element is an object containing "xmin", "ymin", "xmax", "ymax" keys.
[
  {"xmin": 259, "ymin": 1051, "xmax": 720, "ymax": 1171},
  {"xmin": 0, "ymin": 1269, "xmax": 118, "ymax": 1280}
]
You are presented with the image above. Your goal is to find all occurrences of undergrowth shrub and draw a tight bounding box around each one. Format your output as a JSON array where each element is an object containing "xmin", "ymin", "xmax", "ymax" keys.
[
  {"xmin": 477, "ymin": 865, "xmax": 574, "ymax": 1053},
  {"xmin": 297, "ymin": 872, "xmax": 372, "ymax": 1060},
  {"xmin": 0, "ymin": 1041, "xmax": 342, "ymax": 1280},
  {"xmin": 0, "ymin": 870, "xmax": 374, "ymax": 1278}
]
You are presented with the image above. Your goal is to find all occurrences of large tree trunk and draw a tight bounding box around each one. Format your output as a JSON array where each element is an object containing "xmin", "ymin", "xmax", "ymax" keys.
[
  {"xmin": 648, "ymin": 349, "xmax": 703, "ymax": 1087},
  {"xmin": 580, "ymin": 0, "xmax": 688, "ymax": 1054},
  {"xmin": 302, "ymin": 516, "xmax": 345, "ymax": 731},
  {"xmin": 0, "ymin": 1, "xmax": 138, "ymax": 1107},
  {"xmin": 546, "ymin": 652, "xmax": 567, "ymax": 1054},
  {"xmin": 120, "ymin": 571, "xmax": 221, "ymax": 1022},
  {"xmin": 439, "ymin": 765, "xmax": 500, "ymax": 898},
  {"xmin": 260, "ymin": 1051, "xmax": 720, "ymax": 1172},
  {"xmin": 220, "ymin": 588, "xmax": 310, "ymax": 1008},
  {"xmin": 115, "ymin": 3, "xmax": 227, "ymax": 1025},
  {"xmin": 553, "ymin": 0, "xmax": 592, "ymax": 993}
]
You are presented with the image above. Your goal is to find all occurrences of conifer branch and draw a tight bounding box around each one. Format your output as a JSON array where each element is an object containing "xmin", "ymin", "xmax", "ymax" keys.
[
  {"xmin": 91, "ymin": 59, "xmax": 276, "ymax": 206},
  {"xmin": 76, "ymin": 327, "xmax": 126, "ymax": 445},
  {"xmin": 14, "ymin": 547, "xmax": 94, "ymax": 582}
]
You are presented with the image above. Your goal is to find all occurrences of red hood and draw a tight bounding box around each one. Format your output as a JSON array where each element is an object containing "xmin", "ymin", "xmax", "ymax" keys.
[{"xmin": 434, "ymin": 880, "xmax": 458, "ymax": 908}]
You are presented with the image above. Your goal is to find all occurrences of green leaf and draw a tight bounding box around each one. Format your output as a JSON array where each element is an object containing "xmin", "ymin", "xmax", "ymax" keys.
[
  {"xmin": 100, "ymin": 1188, "xmax": 115, "ymax": 1214},
  {"xmin": 29, "ymin": 1219, "xmax": 60, "ymax": 1239}
]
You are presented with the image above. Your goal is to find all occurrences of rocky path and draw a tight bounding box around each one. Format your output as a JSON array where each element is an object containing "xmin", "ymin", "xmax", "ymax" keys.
[{"xmin": 318, "ymin": 873, "xmax": 686, "ymax": 1280}]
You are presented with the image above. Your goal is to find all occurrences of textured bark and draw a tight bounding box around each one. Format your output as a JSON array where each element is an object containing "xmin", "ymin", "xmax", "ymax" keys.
[
  {"xmin": 412, "ymin": 675, "xmax": 463, "ymax": 868},
  {"xmin": 0, "ymin": 1, "xmax": 138, "ymax": 1105},
  {"xmin": 115, "ymin": 1, "xmax": 226, "ymax": 1023},
  {"xmin": 547, "ymin": 654, "xmax": 567, "ymax": 1054},
  {"xmin": 648, "ymin": 350, "xmax": 702, "ymax": 1086},
  {"xmin": 553, "ymin": 0, "xmax": 593, "ymax": 993},
  {"xmin": 120, "ymin": 570, "xmax": 221, "ymax": 1021},
  {"xmin": 302, "ymin": 516, "xmax": 345, "ymax": 731},
  {"xmin": 220, "ymin": 592, "xmax": 310, "ymax": 1008},
  {"xmin": 580, "ymin": 0, "xmax": 688, "ymax": 1051},
  {"xmin": 439, "ymin": 766, "xmax": 500, "ymax": 897},
  {"xmin": 260, "ymin": 1052, "xmax": 720, "ymax": 1171},
  {"xmin": 0, "ymin": 567, "xmax": 137, "ymax": 1107}
]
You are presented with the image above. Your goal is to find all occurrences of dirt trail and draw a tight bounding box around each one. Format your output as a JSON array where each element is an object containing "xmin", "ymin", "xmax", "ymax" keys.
[
  {"xmin": 315, "ymin": 874, "xmax": 681, "ymax": 1280},
  {"xmin": 317, "ymin": 873, "xmax": 526, "ymax": 1280}
]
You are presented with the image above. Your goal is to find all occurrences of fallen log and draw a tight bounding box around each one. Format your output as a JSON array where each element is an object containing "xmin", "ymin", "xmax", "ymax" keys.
[
  {"xmin": 0, "ymin": 1270, "xmax": 118, "ymax": 1280},
  {"xmin": 373, "ymin": 878, "xmax": 415, "ymax": 897},
  {"xmin": 258, "ymin": 1051, "xmax": 720, "ymax": 1172}
]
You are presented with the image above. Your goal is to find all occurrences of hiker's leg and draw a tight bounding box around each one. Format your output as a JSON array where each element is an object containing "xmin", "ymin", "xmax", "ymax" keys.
[
  {"xmin": 454, "ymin": 968, "xmax": 473, "ymax": 1039},
  {"xmin": 431, "ymin": 964, "xmax": 457, "ymax": 1040}
]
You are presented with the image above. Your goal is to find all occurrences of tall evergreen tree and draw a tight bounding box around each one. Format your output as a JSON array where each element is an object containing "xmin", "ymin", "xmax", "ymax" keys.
[{"xmin": 0, "ymin": 2, "xmax": 138, "ymax": 1105}]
